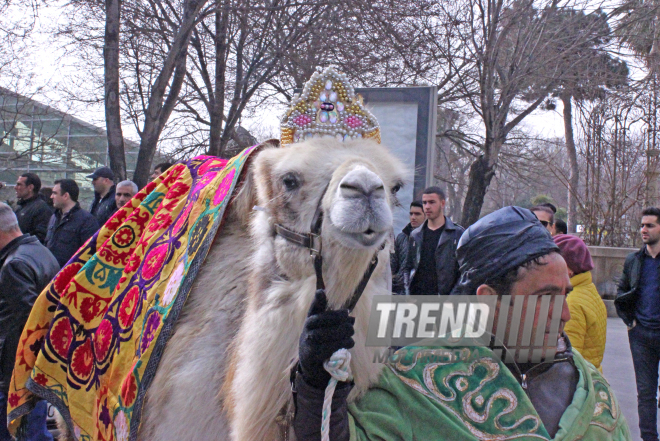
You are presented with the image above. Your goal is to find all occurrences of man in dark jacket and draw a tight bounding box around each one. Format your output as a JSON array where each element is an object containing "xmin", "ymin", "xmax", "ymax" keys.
[
  {"xmin": 0, "ymin": 203, "xmax": 59, "ymax": 441},
  {"xmin": 87, "ymin": 166, "xmax": 117, "ymax": 226},
  {"xmin": 13, "ymin": 173, "xmax": 52, "ymax": 243},
  {"xmin": 391, "ymin": 201, "xmax": 424, "ymax": 294},
  {"xmin": 403, "ymin": 187, "xmax": 464, "ymax": 296},
  {"xmin": 46, "ymin": 179, "xmax": 99, "ymax": 267},
  {"xmin": 616, "ymin": 206, "xmax": 660, "ymax": 441}
]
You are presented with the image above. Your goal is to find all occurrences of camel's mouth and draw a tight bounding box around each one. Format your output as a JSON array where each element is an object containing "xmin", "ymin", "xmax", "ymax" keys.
[{"xmin": 339, "ymin": 228, "xmax": 387, "ymax": 248}]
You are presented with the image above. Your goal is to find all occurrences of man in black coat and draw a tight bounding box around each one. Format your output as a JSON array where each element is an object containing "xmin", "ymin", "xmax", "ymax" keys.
[
  {"xmin": 87, "ymin": 166, "xmax": 117, "ymax": 226},
  {"xmin": 616, "ymin": 206, "xmax": 660, "ymax": 441},
  {"xmin": 13, "ymin": 173, "xmax": 52, "ymax": 244},
  {"xmin": 46, "ymin": 179, "xmax": 99, "ymax": 268},
  {"xmin": 0, "ymin": 203, "xmax": 59, "ymax": 441},
  {"xmin": 391, "ymin": 201, "xmax": 424, "ymax": 294},
  {"xmin": 403, "ymin": 187, "xmax": 464, "ymax": 296}
]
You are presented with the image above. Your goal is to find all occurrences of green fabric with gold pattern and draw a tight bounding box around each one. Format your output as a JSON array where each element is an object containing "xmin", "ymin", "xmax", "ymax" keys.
[{"xmin": 348, "ymin": 346, "xmax": 631, "ymax": 441}]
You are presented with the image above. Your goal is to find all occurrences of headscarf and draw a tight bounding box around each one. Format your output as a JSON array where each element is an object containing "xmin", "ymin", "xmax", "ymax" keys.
[
  {"xmin": 553, "ymin": 234, "xmax": 594, "ymax": 275},
  {"xmin": 451, "ymin": 206, "xmax": 559, "ymax": 295}
]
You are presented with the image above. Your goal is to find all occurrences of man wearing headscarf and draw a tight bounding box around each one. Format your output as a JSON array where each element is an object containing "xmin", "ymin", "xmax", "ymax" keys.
[{"xmin": 292, "ymin": 206, "xmax": 631, "ymax": 441}]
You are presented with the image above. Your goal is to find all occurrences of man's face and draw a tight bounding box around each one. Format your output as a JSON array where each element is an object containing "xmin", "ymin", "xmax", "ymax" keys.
[
  {"xmin": 92, "ymin": 177, "xmax": 112, "ymax": 194},
  {"xmin": 422, "ymin": 193, "xmax": 445, "ymax": 221},
  {"xmin": 533, "ymin": 210, "xmax": 554, "ymax": 234},
  {"xmin": 409, "ymin": 206, "xmax": 425, "ymax": 228},
  {"xmin": 51, "ymin": 184, "xmax": 68, "ymax": 210},
  {"xmin": 15, "ymin": 177, "xmax": 32, "ymax": 199},
  {"xmin": 484, "ymin": 253, "xmax": 572, "ymax": 350},
  {"xmin": 115, "ymin": 185, "xmax": 135, "ymax": 209},
  {"xmin": 641, "ymin": 215, "xmax": 660, "ymax": 245},
  {"xmin": 151, "ymin": 167, "xmax": 162, "ymax": 180}
]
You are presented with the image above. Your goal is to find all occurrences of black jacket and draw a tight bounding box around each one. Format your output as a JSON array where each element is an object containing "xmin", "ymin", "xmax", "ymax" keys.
[
  {"xmin": 391, "ymin": 223, "xmax": 413, "ymax": 294},
  {"xmin": 0, "ymin": 235, "xmax": 59, "ymax": 391},
  {"xmin": 615, "ymin": 246, "xmax": 645, "ymax": 327},
  {"xmin": 90, "ymin": 185, "xmax": 117, "ymax": 226},
  {"xmin": 403, "ymin": 217, "xmax": 464, "ymax": 296},
  {"xmin": 14, "ymin": 195, "xmax": 53, "ymax": 243},
  {"xmin": 46, "ymin": 203, "xmax": 100, "ymax": 267}
]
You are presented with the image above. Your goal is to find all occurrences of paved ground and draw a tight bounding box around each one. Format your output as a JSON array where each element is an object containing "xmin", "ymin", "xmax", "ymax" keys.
[{"xmin": 602, "ymin": 318, "xmax": 658, "ymax": 441}]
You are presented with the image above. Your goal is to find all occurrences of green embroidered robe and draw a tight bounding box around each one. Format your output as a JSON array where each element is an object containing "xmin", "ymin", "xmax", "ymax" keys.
[{"xmin": 348, "ymin": 346, "xmax": 631, "ymax": 441}]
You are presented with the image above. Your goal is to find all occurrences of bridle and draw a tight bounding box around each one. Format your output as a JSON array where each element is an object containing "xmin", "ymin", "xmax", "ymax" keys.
[{"xmin": 272, "ymin": 184, "xmax": 381, "ymax": 312}]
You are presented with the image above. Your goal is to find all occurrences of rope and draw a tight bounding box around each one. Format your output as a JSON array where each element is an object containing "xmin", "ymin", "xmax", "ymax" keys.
[{"xmin": 320, "ymin": 349, "xmax": 353, "ymax": 441}]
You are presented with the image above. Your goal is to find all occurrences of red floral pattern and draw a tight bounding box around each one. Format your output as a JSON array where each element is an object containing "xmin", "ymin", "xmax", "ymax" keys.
[
  {"xmin": 33, "ymin": 373, "xmax": 48, "ymax": 385},
  {"xmin": 80, "ymin": 296, "xmax": 105, "ymax": 323},
  {"xmin": 50, "ymin": 318, "xmax": 74, "ymax": 359},
  {"xmin": 113, "ymin": 226, "xmax": 136, "ymax": 248},
  {"xmin": 94, "ymin": 319, "xmax": 114, "ymax": 361},
  {"xmin": 121, "ymin": 374, "xmax": 137, "ymax": 406},
  {"xmin": 53, "ymin": 263, "xmax": 83, "ymax": 294},
  {"xmin": 71, "ymin": 339, "xmax": 94, "ymax": 380},
  {"xmin": 118, "ymin": 287, "xmax": 140, "ymax": 329},
  {"xmin": 141, "ymin": 244, "xmax": 168, "ymax": 280}
]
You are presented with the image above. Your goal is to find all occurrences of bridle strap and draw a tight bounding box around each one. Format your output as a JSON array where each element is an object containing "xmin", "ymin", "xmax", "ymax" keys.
[{"xmin": 273, "ymin": 183, "xmax": 380, "ymax": 312}]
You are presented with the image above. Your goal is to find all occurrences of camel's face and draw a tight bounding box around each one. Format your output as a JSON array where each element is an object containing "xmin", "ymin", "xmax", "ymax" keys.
[{"xmin": 254, "ymin": 138, "xmax": 407, "ymax": 251}]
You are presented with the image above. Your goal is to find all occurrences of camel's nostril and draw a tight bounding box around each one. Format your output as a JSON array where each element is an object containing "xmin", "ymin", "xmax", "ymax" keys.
[{"xmin": 365, "ymin": 228, "xmax": 374, "ymax": 235}]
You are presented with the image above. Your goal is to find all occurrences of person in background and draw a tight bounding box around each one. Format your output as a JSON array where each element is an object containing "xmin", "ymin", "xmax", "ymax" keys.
[
  {"xmin": 39, "ymin": 187, "xmax": 54, "ymax": 208},
  {"xmin": 531, "ymin": 205, "xmax": 556, "ymax": 235},
  {"xmin": 555, "ymin": 219, "xmax": 568, "ymax": 235},
  {"xmin": 616, "ymin": 207, "xmax": 660, "ymax": 441},
  {"xmin": 46, "ymin": 179, "xmax": 99, "ymax": 267},
  {"xmin": 554, "ymin": 234, "xmax": 607, "ymax": 371},
  {"xmin": 0, "ymin": 203, "xmax": 59, "ymax": 441},
  {"xmin": 13, "ymin": 173, "xmax": 52, "ymax": 244},
  {"xmin": 391, "ymin": 201, "xmax": 424, "ymax": 294},
  {"xmin": 87, "ymin": 166, "xmax": 117, "ymax": 226},
  {"xmin": 115, "ymin": 180, "xmax": 138, "ymax": 210},
  {"xmin": 403, "ymin": 187, "xmax": 464, "ymax": 296},
  {"xmin": 150, "ymin": 162, "xmax": 174, "ymax": 180}
]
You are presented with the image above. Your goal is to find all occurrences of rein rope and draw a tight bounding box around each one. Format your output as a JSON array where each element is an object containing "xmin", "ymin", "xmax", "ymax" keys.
[{"xmin": 271, "ymin": 185, "xmax": 381, "ymax": 440}]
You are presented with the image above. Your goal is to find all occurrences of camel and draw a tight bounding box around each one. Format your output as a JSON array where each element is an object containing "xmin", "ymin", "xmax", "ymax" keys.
[{"xmin": 57, "ymin": 137, "xmax": 406, "ymax": 441}]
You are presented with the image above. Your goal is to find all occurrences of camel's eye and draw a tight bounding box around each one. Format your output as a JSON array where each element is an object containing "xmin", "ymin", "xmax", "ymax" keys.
[
  {"xmin": 391, "ymin": 183, "xmax": 402, "ymax": 194},
  {"xmin": 282, "ymin": 173, "xmax": 300, "ymax": 191}
]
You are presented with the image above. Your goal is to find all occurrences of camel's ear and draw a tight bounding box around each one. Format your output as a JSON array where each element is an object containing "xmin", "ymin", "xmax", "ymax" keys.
[
  {"xmin": 230, "ymin": 140, "xmax": 279, "ymax": 223},
  {"xmin": 252, "ymin": 143, "xmax": 281, "ymax": 208}
]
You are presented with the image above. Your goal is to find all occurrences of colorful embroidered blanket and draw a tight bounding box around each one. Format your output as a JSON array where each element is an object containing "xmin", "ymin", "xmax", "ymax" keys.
[{"xmin": 7, "ymin": 146, "xmax": 260, "ymax": 441}]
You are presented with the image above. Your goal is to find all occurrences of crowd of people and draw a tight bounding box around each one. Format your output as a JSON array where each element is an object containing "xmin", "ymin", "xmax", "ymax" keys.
[
  {"xmin": 0, "ymin": 162, "xmax": 172, "ymax": 441},
  {"xmin": 1, "ymin": 170, "xmax": 659, "ymax": 439}
]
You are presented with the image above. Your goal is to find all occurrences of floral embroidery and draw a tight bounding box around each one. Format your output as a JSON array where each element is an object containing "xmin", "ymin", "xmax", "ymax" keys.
[
  {"xmin": 50, "ymin": 318, "xmax": 74, "ymax": 359},
  {"xmin": 172, "ymin": 204, "xmax": 193, "ymax": 235},
  {"xmin": 94, "ymin": 319, "xmax": 114, "ymax": 361},
  {"xmin": 188, "ymin": 215, "xmax": 211, "ymax": 255},
  {"xmin": 54, "ymin": 263, "xmax": 83, "ymax": 294},
  {"xmin": 142, "ymin": 244, "xmax": 168, "ymax": 281},
  {"xmin": 112, "ymin": 226, "xmax": 136, "ymax": 248},
  {"xmin": 213, "ymin": 169, "xmax": 236, "ymax": 206},
  {"xmin": 161, "ymin": 262, "xmax": 184, "ymax": 306},
  {"xmin": 118, "ymin": 287, "xmax": 140, "ymax": 329},
  {"xmin": 115, "ymin": 410, "xmax": 129, "ymax": 441},
  {"xmin": 71, "ymin": 339, "xmax": 94, "ymax": 380},
  {"xmin": 33, "ymin": 373, "xmax": 48, "ymax": 386},
  {"xmin": 8, "ymin": 393, "xmax": 20, "ymax": 407},
  {"xmin": 121, "ymin": 374, "xmax": 137, "ymax": 406},
  {"xmin": 80, "ymin": 296, "xmax": 104, "ymax": 323},
  {"xmin": 99, "ymin": 400, "xmax": 111, "ymax": 428},
  {"xmin": 140, "ymin": 311, "xmax": 161, "ymax": 355}
]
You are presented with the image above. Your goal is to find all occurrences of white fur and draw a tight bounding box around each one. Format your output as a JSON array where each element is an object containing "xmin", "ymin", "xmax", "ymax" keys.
[{"xmin": 133, "ymin": 139, "xmax": 407, "ymax": 441}]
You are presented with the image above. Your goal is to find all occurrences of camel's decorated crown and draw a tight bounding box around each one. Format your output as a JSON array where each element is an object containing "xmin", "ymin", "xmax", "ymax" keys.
[{"xmin": 280, "ymin": 66, "xmax": 380, "ymax": 146}]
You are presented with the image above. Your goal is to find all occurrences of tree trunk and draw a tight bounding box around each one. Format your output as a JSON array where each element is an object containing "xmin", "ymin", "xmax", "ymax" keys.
[
  {"xmin": 132, "ymin": 0, "xmax": 208, "ymax": 188},
  {"xmin": 104, "ymin": 0, "xmax": 126, "ymax": 182},
  {"xmin": 460, "ymin": 153, "xmax": 498, "ymax": 227},
  {"xmin": 208, "ymin": 4, "xmax": 229, "ymax": 157},
  {"xmin": 561, "ymin": 93, "xmax": 579, "ymax": 233}
]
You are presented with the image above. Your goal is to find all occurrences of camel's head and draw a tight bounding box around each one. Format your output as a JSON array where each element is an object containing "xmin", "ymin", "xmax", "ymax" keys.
[{"xmin": 251, "ymin": 138, "xmax": 407, "ymax": 284}]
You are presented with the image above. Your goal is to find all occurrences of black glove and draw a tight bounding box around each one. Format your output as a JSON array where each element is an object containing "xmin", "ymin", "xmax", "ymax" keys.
[{"xmin": 298, "ymin": 289, "xmax": 355, "ymax": 389}]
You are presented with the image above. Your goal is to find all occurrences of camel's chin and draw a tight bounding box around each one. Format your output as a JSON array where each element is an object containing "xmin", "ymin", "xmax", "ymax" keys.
[{"xmin": 336, "ymin": 229, "xmax": 388, "ymax": 249}]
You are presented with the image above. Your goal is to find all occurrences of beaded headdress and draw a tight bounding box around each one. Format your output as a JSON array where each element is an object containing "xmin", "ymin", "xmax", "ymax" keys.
[{"xmin": 280, "ymin": 66, "xmax": 380, "ymax": 146}]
